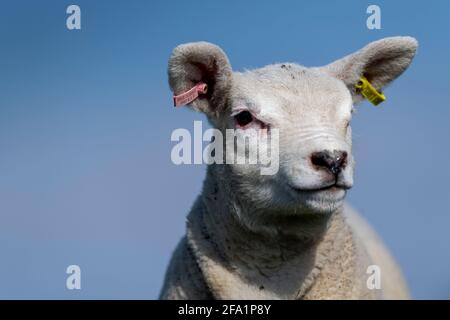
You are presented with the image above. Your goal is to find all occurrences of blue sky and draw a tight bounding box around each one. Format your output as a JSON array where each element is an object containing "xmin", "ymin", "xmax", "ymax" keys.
[{"xmin": 0, "ymin": 0, "xmax": 449, "ymax": 299}]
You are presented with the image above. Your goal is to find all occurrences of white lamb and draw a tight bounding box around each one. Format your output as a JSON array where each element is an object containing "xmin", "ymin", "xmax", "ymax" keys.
[{"xmin": 160, "ymin": 37, "xmax": 417, "ymax": 299}]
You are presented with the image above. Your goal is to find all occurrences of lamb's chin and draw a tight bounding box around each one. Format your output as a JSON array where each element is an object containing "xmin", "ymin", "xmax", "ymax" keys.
[
  {"xmin": 307, "ymin": 189, "xmax": 346, "ymax": 211},
  {"xmin": 273, "ymin": 183, "xmax": 345, "ymax": 213},
  {"xmin": 302, "ymin": 196, "xmax": 345, "ymax": 215},
  {"xmin": 285, "ymin": 188, "xmax": 347, "ymax": 215}
]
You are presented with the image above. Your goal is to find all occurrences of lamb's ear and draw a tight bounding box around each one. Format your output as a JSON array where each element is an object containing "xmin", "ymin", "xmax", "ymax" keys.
[
  {"xmin": 321, "ymin": 36, "xmax": 418, "ymax": 104},
  {"xmin": 168, "ymin": 42, "xmax": 232, "ymax": 115}
]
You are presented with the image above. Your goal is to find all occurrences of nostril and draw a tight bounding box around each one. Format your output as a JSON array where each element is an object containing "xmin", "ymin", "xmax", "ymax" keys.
[
  {"xmin": 337, "ymin": 151, "xmax": 348, "ymax": 167},
  {"xmin": 311, "ymin": 152, "xmax": 330, "ymax": 168},
  {"xmin": 311, "ymin": 150, "xmax": 348, "ymax": 175}
]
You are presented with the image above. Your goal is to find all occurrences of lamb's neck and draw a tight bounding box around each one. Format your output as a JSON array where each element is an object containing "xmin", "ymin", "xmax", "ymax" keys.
[
  {"xmin": 200, "ymin": 167, "xmax": 339, "ymax": 256},
  {"xmin": 186, "ymin": 168, "xmax": 367, "ymax": 299},
  {"xmin": 188, "ymin": 168, "xmax": 354, "ymax": 298}
]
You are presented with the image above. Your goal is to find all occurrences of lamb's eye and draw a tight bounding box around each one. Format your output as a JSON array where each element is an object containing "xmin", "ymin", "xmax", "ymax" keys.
[{"xmin": 234, "ymin": 111, "xmax": 253, "ymax": 127}]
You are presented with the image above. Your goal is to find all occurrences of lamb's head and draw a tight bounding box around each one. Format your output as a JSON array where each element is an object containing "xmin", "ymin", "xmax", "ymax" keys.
[{"xmin": 168, "ymin": 37, "xmax": 417, "ymax": 221}]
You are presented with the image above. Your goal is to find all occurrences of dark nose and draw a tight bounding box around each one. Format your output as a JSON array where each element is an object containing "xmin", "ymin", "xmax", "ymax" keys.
[{"xmin": 311, "ymin": 150, "xmax": 348, "ymax": 175}]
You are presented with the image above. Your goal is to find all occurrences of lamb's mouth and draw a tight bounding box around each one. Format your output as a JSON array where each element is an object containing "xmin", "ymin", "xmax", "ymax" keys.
[{"xmin": 288, "ymin": 183, "xmax": 351, "ymax": 193}]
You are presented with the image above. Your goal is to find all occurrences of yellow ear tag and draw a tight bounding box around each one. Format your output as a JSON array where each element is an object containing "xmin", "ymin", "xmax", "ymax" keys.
[{"xmin": 355, "ymin": 76, "xmax": 386, "ymax": 106}]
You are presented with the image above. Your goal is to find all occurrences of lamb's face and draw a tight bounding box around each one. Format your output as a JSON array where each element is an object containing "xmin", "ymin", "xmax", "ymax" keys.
[
  {"xmin": 217, "ymin": 65, "xmax": 354, "ymax": 214},
  {"xmin": 168, "ymin": 37, "xmax": 417, "ymax": 221}
]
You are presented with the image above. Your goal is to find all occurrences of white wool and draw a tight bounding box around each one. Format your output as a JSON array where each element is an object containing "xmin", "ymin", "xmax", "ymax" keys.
[{"xmin": 160, "ymin": 37, "xmax": 417, "ymax": 300}]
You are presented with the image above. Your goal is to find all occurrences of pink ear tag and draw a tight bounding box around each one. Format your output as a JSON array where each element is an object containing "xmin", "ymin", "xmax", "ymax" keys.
[{"xmin": 173, "ymin": 82, "xmax": 208, "ymax": 107}]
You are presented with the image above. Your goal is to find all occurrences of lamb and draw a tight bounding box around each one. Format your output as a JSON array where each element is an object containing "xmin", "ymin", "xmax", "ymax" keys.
[{"xmin": 160, "ymin": 37, "xmax": 417, "ymax": 299}]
